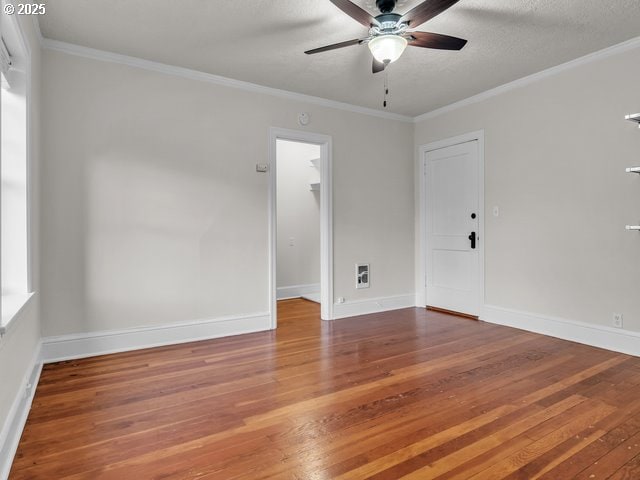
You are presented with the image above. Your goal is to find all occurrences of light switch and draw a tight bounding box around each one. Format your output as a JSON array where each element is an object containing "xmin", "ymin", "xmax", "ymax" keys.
[
  {"xmin": 493, "ymin": 206, "xmax": 500, "ymax": 217},
  {"xmin": 289, "ymin": 237, "xmax": 295, "ymax": 247}
]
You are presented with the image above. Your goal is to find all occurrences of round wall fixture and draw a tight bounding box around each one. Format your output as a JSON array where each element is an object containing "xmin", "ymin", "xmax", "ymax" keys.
[{"xmin": 298, "ymin": 112, "xmax": 310, "ymax": 126}]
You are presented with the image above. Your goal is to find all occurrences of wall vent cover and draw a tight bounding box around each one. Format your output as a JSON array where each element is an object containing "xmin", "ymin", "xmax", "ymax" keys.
[{"xmin": 356, "ymin": 264, "xmax": 370, "ymax": 289}]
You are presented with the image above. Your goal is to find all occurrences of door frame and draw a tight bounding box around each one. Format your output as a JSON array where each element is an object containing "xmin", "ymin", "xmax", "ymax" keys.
[
  {"xmin": 417, "ymin": 130, "xmax": 485, "ymax": 315},
  {"xmin": 268, "ymin": 127, "xmax": 333, "ymax": 328}
]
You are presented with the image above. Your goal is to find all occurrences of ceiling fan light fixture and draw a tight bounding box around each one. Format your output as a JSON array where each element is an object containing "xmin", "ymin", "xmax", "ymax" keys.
[{"xmin": 368, "ymin": 34, "xmax": 407, "ymax": 64}]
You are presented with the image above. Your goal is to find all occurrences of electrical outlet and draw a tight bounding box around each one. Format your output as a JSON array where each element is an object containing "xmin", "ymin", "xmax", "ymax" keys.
[
  {"xmin": 612, "ymin": 313, "xmax": 623, "ymax": 329},
  {"xmin": 288, "ymin": 237, "xmax": 295, "ymax": 247},
  {"xmin": 336, "ymin": 297, "xmax": 345, "ymax": 304}
]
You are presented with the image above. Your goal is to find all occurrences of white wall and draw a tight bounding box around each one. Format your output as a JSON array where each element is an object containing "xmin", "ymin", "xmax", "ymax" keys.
[
  {"xmin": 276, "ymin": 140, "xmax": 320, "ymax": 292},
  {"xmin": 415, "ymin": 45, "xmax": 640, "ymax": 334},
  {"xmin": 0, "ymin": 11, "xmax": 42, "ymax": 474},
  {"xmin": 40, "ymin": 49, "xmax": 415, "ymax": 337}
]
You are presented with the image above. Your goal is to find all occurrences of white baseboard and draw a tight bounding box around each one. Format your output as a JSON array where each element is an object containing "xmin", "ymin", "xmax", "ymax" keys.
[
  {"xmin": 482, "ymin": 305, "xmax": 640, "ymax": 357},
  {"xmin": 332, "ymin": 294, "xmax": 416, "ymax": 320},
  {"xmin": 42, "ymin": 312, "xmax": 271, "ymax": 363},
  {"xmin": 0, "ymin": 343, "xmax": 42, "ymax": 480},
  {"xmin": 276, "ymin": 283, "xmax": 320, "ymax": 300}
]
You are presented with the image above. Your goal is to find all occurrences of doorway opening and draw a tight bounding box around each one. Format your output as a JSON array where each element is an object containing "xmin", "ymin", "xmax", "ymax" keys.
[
  {"xmin": 268, "ymin": 128, "xmax": 333, "ymax": 328},
  {"xmin": 277, "ymin": 138, "xmax": 321, "ymax": 304}
]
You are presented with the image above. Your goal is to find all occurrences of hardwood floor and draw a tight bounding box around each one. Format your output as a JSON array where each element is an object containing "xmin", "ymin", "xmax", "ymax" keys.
[{"xmin": 11, "ymin": 299, "xmax": 640, "ymax": 479}]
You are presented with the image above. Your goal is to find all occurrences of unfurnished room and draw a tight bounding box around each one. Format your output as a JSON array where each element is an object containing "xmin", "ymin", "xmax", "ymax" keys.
[{"xmin": 1, "ymin": 1, "xmax": 640, "ymax": 478}]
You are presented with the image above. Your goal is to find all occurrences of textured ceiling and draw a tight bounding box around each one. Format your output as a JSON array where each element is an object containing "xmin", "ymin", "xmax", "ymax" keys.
[{"xmin": 38, "ymin": 0, "xmax": 640, "ymax": 117}]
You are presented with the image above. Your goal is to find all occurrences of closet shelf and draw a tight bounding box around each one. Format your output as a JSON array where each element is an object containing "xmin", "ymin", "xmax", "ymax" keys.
[
  {"xmin": 626, "ymin": 113, "xmax": 640, "ymax": 127},
  {"xmin": 624, "ymin": 114, "xmax": 639, "ymax": 232}
]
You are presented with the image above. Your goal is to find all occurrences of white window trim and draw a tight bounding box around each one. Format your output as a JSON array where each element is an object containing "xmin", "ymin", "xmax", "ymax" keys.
[
  {"xmin": 0, "ymin": 292, "xmax": 34, "ymax": 337},
  {"xmin": 1, "ymin": 8, "xmax": 34, "ymax": 338},
  {"xmin": 0, "ymin": 37, "xmax": 11, "ymax": 86}
]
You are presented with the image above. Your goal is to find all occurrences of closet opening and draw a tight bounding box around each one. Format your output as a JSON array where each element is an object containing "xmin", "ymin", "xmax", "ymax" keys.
[
  {"xmin": 276, "ymin": 139, "xmax": 322, "ymax": 305},
  {"xmin": 268, "ymin": 128, "xmax": 333, "ymax": 327}
]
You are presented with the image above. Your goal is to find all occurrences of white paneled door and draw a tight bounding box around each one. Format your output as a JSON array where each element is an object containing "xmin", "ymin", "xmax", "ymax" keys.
[{"xmin": 425, "ymin": 140, "xmax": 480, "ymax": 316}]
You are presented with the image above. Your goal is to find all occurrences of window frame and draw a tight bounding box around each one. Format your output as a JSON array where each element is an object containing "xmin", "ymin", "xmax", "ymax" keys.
[{"xmin": 0, "ymin": 9, "xmax": 34, "ymax": 337}]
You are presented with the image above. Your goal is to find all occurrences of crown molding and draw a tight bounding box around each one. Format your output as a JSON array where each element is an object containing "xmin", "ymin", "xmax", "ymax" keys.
[
  {"xmin": 36, "ymin": 29, "xmax": 640, "ymax": 125},
  {"xmin": 40, "ymin": 38, "xmax": 414, "ymax": 123},
  {"xmin": 413, "ymin": 35, "xmax": 640, "ymax": 123}
]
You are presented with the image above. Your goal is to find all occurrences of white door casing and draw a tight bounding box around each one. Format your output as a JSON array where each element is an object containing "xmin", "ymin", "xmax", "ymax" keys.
[
  {"xmin": 418, "ymin": 131, "xmax": 484, "ymax": 316},
  {"xmin": 268, "ymin": 127, "xmax": 333, "ymax": 326}
]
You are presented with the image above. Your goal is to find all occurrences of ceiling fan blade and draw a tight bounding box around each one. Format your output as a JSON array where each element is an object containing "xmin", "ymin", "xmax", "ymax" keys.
[
  {"xmin": 329, "ymin": 0, "xmax": 379, "ymax": 27},
  {"xmin": 399, "ymin": 0, "xmax": 461, "ymax": 28},
  {"xmin": 408, "ymin": 31, "xmax": 467, "ymax": 50},
  {"xmin": 372, "ymin": 58, "xmax": 386, "ymax": 74},
  {"xmin": 305, "ymin": 38, "xmax": 364, "ymax": 55}
]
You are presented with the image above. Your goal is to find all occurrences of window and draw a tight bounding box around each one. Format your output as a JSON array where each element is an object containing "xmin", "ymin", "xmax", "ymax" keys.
[{"xmin": 1, "ymin": 13, "xmax": 31, "ymax": 333}]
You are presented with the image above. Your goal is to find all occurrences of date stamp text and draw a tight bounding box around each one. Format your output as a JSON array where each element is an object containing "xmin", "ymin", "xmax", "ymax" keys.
[{"xmin": 3, "ymin": 3, "xmax": 46, "ymax": 15}]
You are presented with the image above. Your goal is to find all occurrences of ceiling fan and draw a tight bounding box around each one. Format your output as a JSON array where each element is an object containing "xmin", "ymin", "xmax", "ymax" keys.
[{"xmin": 305, "ymin": 0, "xmax": 467, "ymax": 73}]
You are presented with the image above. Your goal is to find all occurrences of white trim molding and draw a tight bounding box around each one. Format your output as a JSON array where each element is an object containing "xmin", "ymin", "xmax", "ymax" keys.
[
  {"xmin": 417, "ymin": 130, "xmax": 485, "ymax": 314},
  {"xmin": 268, "ymin": 127, "xmax": 334, "ymax": 324},
  {"xmin": 332, "ymin": 294, "xmax": 415, "ymax": 320},
  {"xmin": 31, "ymin": 16, "xmax": 44, "ymax": 45},
  {"xmin": 0, "ymin": 292, "xmax": 35, "ymax": 338},
  {"xmin": 482, "ymin": 305, "xmax": 640, "ymax": 357},
  {"xmin": 2, "ymin": 3, "xmax": 35, "ymax": 297},
  {"xmin": 414, "ymin": 35, "xmax": 640, "ymax": 122},
  {"xmin": 276, "ymin": 283, "xmax": 320, "ymax": 300},
  {"xmin": 41, "ymin": 312, "xmax": 271, "ymax": 363},
  {"xmin": 0, "ymin": 342, "xmax": 42, "ymax": 480},
  {"xmin": 34, "ymin": 30, "xmax": 640, "ymax": 124},
  {"xmin": 41, "ymin": 38, "xmax": 413, "ymax": 123}
]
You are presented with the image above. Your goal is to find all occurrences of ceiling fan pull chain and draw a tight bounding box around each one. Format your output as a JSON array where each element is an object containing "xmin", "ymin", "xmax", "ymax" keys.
[{"xmin": 383, "ymin": 69, "xmax": 389, "ymax": 108}]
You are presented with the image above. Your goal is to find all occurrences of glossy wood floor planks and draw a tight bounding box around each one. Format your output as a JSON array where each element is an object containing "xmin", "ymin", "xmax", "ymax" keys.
[{"xmin": 10, "ymin": 299, "xmax": 640, "ymax": 479}]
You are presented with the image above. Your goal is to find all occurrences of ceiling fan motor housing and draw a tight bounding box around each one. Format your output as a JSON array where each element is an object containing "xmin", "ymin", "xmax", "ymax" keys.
[
  {"xmin": 371, "ymin": 13, "xmax": 405, "ymax": 36},
  {"xmin": 375, "ymin": 0, "xmax": 397, "ymax": 14}
]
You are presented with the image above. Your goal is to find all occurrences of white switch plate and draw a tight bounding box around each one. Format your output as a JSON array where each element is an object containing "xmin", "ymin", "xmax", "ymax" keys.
[{"xmin": 288, "ymin": 237, "xmax": 295, "ymax": 246}]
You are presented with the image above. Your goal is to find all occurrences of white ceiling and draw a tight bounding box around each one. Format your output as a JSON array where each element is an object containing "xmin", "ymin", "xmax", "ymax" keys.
[{"xmin": 38, "ymin": 0, "xmax": 640, "ymax": 117}]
